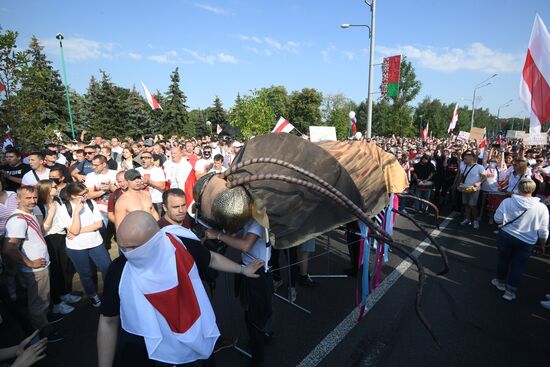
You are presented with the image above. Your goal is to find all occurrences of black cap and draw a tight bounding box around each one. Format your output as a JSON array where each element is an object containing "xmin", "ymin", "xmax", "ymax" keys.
[
  {"xmin": 124, "ymin": 169, "xmax": 142, "ymax": 181},
  {"xmin": 144, "ymin": 138, "xmax": 154, "ymax": 147}
]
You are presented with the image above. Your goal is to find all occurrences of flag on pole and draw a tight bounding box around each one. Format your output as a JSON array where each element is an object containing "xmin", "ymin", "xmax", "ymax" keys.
[
  {"xmin": 349, "ymin": 111, "xmax": 357, "ymax": 136},
  {"xmin": 448, "ymin": 104, "xmax": 459, "ymax": 133},
  {"xmin": 382, "ymin": 55, "xmax": 401, "ymax": 97},
  {"xmin": 216, "ymin": 124, "xmax": 222, "ymax": 135},
  {"xmin": 141, "ymin": 81, "xmax": 162, "ymax": 110},
  {"xmin": 478, "ymin": 135, "xmax": 489, "ymax": 159},
  {"xmin": 420, "ymin": 122, "xmax": 429, "ymax": 141},
  {"xmin": 498, "ymin": 134, "xmax": 503, "ymax": 144},
  {"xmin": 520, "ymin": 14, "xmax": 550, "ymax": 133},
  {"xmin": 272, "ymin": 116, "xmax": 294, "ymax": 133}
]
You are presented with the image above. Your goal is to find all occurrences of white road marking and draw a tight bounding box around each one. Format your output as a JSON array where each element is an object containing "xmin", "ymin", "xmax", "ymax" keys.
[{"xmin": 296, "ymin": 212, "xmax": 459, "ymax": 367}]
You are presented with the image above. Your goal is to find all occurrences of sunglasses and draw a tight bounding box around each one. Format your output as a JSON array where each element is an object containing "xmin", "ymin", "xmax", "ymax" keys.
[
  {"xmin": 141, "ymin": 156, "xmax": 153, "ymax": 159},
  {"xmin": 85, "ymin": 152, "xmax": 94, "ymax": 155}
]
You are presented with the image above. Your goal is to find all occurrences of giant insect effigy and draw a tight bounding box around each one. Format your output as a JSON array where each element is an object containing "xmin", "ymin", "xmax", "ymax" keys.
[{"xmin": 192, "ymin": 132, "xmax": 448, "ymax": 343}]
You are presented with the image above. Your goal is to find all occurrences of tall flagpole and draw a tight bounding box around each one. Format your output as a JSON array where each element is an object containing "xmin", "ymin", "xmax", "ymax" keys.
[{"xmin": 56, "ymin": 33, "xmax": 76, "ymax": 140}]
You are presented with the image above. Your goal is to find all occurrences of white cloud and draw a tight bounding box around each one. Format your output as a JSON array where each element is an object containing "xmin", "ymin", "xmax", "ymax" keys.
[
  {"xmin": 217, "ymin": 52, "xmax": 238, "ymax": 64},
  {"xmin": 237, "ymin": 34, "xmax": 303, "ymax": 55},
  {"xmin": 148, "ymin": 50, "xmax": 178, "ymax": 64},
  {"xmin": 321, "ymin": 45, "xmax": 336, "ymax": 63},
  {"xmin": 377, "ymin": 43, "xmax": 522, "ymax": 73},
  {"xmin": 128, "ymin": 52, "xmax": 142, "ymax": 60},
  {"xmin": 42, "ymin": 37, "xmax": 115, "ymax": 61},
  {"xmin": 342, "ymin": 51, "xmax": 355, "ymax": 61},
  {"xmin": 182, "ymin": 48, "xmax": 238, "ymax": 64},
  {"xmin": 195, "ymin": 3, "xmax": 233, "ymax": 16}
]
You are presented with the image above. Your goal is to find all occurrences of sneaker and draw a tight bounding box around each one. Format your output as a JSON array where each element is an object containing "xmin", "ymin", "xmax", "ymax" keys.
[
  {"xmin": 502, "ymin": 290, "xmax": 517, "ymax": 301},
  {"xmin": 541, "ymin": 300, "xmax": 550, "ymax": 310},
  {"xmin": 288, "ymin": 287, "xmax": 297, "ymax": 303},
  {"xmin": 213, "ymin": 336, "xmax": 237, "ymax": 353},
  {"xmin": 473, "ymin": 220, "xmax": 480, "ymax": 230},
  {"xmin": 61, "ymin": 294, "xmax": 82, "ymax": 304},
  {"xmin": 47, "ymin": 330, "xmax": 64, "ymax": 343},
  {"xmin": 90, "ymin": 294, "xmax": 102, "ymax": 308},
  {"xmin": 491, "ymin": 279, "xmax": 506, "ymax": 291},
  {"xmin": 299, "ymin": 273, "xmax": 320, "ymax": 288},
  {"xmin": 273, "ymin": 279, "xmax": 284, "ymax": 291},
  {"xmin": 47, "ymin": 312, "xmax": 64, "ymax": 325},
  {"xmin": 460, "ymin": 219, "xmax": 470, "ymax": 226},
  {"xmin": 52, "ymin": 302, "xmax": 75, "ymax": 315}
]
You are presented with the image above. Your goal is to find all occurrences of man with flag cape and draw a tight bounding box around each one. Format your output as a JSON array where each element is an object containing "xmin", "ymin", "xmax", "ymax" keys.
[{"xmin": 97, "ymin": 211, "xmax": 263, "ymax": 366}]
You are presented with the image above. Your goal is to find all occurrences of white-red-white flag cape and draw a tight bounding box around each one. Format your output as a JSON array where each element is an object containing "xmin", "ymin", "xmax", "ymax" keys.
[
  {"xmin": 520, "ymin": 14, "xmax": 550, "ymax": 133},
  {"xmin": 272, "ymin": 117, "xmax": 294, "ymax": 133},
  {"xmin": 141, "ymin": 81, "xmax": 163, "ymax": 110},
  {"xmin": 478, "ymin": 135, "xmax": 488, "ymax": 159},
  {"xmin": 448, "ymin": 104, "xmax": 458, "ymax": 133},
  {"xmin": 421, "ymin": 122, "xmax": 429, "ymax": 141}
]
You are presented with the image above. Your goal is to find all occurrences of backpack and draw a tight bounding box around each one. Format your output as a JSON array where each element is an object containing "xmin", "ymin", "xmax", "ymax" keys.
[{"xmin": 64, "ymin": 199, "xmax": 95, "ymax": 218}]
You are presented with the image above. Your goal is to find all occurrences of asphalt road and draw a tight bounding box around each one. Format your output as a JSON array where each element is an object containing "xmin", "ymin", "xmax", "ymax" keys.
[{"xmin": 10, "ymin": 207, "xmax": 550, "ymax": 367}]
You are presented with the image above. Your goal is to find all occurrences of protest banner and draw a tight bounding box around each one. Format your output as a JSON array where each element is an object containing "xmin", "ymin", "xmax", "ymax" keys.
[
  {"xmin": 469, "ymin": 127, "xmax": 486, "ymax": 142},
  {"xmin": 309, "ymin": 126, "xmax": 337, "ymax": 142},
  {"xmin": 526, "ymin": 132, "xmax": 548, "ymax": 145},
  {"xmin": 457, "ymin": 131, "xmax": 470, "ymax": 142}
]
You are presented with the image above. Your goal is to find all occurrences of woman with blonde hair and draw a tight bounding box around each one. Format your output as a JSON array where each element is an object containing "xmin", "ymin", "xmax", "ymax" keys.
[
  {"xmin": 36, "ymin": 180, "xmax": 81, "ymax": 315},
  {"xmin": 493, "ymin": 178, "xmax": 548, "ymax": 301}
]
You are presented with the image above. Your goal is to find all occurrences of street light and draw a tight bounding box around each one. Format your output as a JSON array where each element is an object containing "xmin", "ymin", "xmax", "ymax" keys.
[
  {"xmin": 470, "ymin": 73, "xmax": 497, "ymax": 129},
  {"xmin": 495, "ymin": 99, "xmax": 514, "ymax": 134},
  {"xmin": 56, "ymin": 33, "xmax": 76, "ymax": 140},
  {"xmin": 341, "ymin": 0, "xmax": 376, "ymax": 138}
]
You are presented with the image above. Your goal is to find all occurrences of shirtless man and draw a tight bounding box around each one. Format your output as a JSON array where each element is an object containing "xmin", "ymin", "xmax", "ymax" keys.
[{"xmin": 114, "ymin": 169, "xmax": 159, "ymax": 229}]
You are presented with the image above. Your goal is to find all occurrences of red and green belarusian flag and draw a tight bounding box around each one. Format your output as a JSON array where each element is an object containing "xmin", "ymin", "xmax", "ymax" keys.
[{"xmin": 382, "ymin": 55, "xmax": 401, "ymax": 97}]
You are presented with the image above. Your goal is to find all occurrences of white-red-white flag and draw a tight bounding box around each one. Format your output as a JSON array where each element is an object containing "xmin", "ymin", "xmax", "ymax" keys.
[
  {"xmin": 349, "ymin": 111, "xmax": 357, "ymax": 136},
  {"xmin": 520, "ymin": 14, "xmax": 550, "ymax": 133},
  {"xmin": 141, "ymin": 81, "xmax": 162, "ymax": 110},
  {"xmin": 216, "ymin": 124, "xmax": 222, "ymax": 135},
  {"xmin": 420, "ymin": 122, "xmax": 429, "ymax": 141},
  {"xmin": 272, "ymin": 116, "xmax": 294, "ymax": 133},
  {"xmin": 478, "ymin": 135, "xmax": 489, "ymax": 159},
  {"xmin": 448, "ymin": 104, "xmax": 458, "ymax": 133}
]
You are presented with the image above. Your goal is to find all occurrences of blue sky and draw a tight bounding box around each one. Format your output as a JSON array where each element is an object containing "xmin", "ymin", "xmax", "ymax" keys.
[{"xmin": 2, "ymin": 0, "xmax": 550, "ymax": 119}]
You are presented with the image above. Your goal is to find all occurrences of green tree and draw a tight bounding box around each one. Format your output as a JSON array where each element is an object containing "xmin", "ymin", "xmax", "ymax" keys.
[
  {"xmin": 161, "ymin": 67, "xmax": 190, "ymax": 137},
  {"xmin": 258, "ymin": 85, "xmax": 290, "ymax": 119},
  {"xmin": 288, "ymin": 88, "xmax": 323, "ymax": 133},
  {"xmin": 9, "ymin": 36, "xmax": 67, "ymax": 147},
  {"xmin": 126, "ymin": 86, "xmax": 152, "ymax": 137},
  {"xmin": 208, "ymin": 96, "xmax": 227, "ymax": 127},
  {"xmin": 229, "ymin": 91, "xmax": 274, "ymax": 138}
]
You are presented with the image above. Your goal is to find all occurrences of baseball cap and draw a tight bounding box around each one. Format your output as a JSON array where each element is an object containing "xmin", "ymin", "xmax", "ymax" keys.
[
  {"xmin": 124, "ymin": 169, "xmax": 142, "ymax": 181},
  {"xmin": 144, "ymin": 138, "xmax": 154, "ymax": 147}
]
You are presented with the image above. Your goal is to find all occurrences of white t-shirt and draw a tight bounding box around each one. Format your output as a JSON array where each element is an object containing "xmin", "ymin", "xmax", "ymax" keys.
[
  {"xmin": 56, "ymin": 153, "xmax": 67, "ymax": 165},
  {"xmin": 56, "ymin": 200, "xmax": 104, "ymax": 250},
  {"xmin": 208, "ymin": 166, "xmax": 227, "ymax": 174},
  {"xmin": 481, "ymin": 166, "xmax": 501, "ymax": 192},
  {"xmin": 21, "ymin": 169, "xmax": 50, "ymax": 186},
  {"xmin": 506, "ymin": 167, "xmax": 532, "ymax": 194},
  {"xmin": 85, "ymin": 170, "xmax": 118, "ymax": 212},
  {"xmin": 137, "ymin": 166, "xmax": 166, "ymax": 204},
  {"xmin": 238, "ymin": 219, "xmax": 271, "ymax": 266},
  {"xmin": 5, "ymin": 209, "xmax": 50, "ymax": 273},
  {"xmin": 163, "ymin": 159, "xmax": 193, "ymax": 190},
  {"xmin": 195, "ymin": 158, "xmax": 213, "ymax": 174},
  {"xmin": 44, "ymin": 202, "xmax": 66, "ymax": 236},
  {"xmin": 460, "ymin": 163, "xmax": 485, "ymax": 187}
]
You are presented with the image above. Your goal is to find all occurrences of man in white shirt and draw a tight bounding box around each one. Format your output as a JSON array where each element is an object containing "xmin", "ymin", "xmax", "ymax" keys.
[
  {"xmin": 208, "ymin": 154, "xmax": 227, "ymax": 174},
  {"xmin": 137, "ymin": 152, "xmax": 166, "ymax": 216},
  {"xmin": 110, "ymin": 137, "xmax": 123, "ymax": 156},
  {"xmin": 195, "ymin": 146, "xmax": 214, "ymax": 179},
  {"xmin": 21, "ymin": 152, "xmax": 50, "ymax": 186},
  {"xmin": 4, "ymin": 186, "xmax": 57, "ymax": 340},
  {"xmin": 457, "ymin": 151, "xmax": 486, "ymax": 229},
  {"xmin": 162, "ymin": 145, "xmax": 195, "ymax": 206},
  {"xmin": 505, "ymin": 158, "xmax": 532, "ymax": 195}
]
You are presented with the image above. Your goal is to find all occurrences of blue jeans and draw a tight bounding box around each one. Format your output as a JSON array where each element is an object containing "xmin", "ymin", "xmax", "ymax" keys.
[
  {"xmin": 414, "ymin": 188, "xmax": 431, "ymax": 211},
  {"xmin": 496, "ymin": 231, "xmax": 533, "ymax": 292},
  {"xmin": 65, "ymin": 245, "xmax": 111, "ymax": 296}
]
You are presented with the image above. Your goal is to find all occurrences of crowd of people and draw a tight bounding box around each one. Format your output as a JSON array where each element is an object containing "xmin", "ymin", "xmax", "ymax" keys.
[{"xmin": 0, "ymin": 131, "xmax": 548, "ymax": 366}]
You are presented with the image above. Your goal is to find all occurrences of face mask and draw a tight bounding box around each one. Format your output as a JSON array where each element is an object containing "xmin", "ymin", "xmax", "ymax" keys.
[{"xmin": 51, "ymin": 178, "xmax": 62, "ymax": 185}]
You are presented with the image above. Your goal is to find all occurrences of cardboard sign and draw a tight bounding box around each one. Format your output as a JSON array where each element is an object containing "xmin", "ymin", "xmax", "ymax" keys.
[
  {"xmin": 506, "ymin": 130, "xmax": 529, "ymax": 139},
  {"xmin": 309, "ymin": 126, "xmax": 337, "ymax": 142},
  {"xmin": 526, "ymin": 133, "xmax": 548, "ymax": 145},
  {"xmin": 457, "ymin": 131, "xmax": 470, "ymax": 142},
  {"xmin": 469, "ymin": 127, "xmax": 486, "ymax": 142}
]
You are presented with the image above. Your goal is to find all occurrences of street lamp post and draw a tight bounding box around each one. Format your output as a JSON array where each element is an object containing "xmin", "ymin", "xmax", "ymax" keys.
[
  {"xmin": 341, "ymin": 0, "xmax": 376, "ymax": 139},
  {"xmin": 495, "ymin": 99, "xmax": 514, "ymax": 135},
  {"xmin": 56, "ymin": 33, "xmax": 76, "ymax": 140},
  {"xmin": 470, "ymin": 74, "xmax": 497, "ymax": 130}
]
